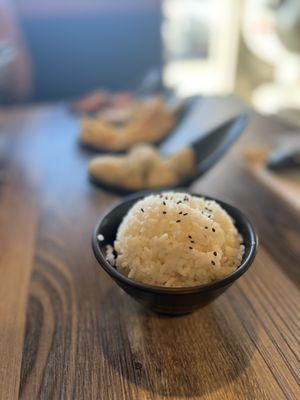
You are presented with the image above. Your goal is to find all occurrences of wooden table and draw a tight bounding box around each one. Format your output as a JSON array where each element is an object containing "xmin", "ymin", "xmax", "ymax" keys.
[{"xmin": 0, "ymin": 97, "xmax": 299, "ymax": 399}]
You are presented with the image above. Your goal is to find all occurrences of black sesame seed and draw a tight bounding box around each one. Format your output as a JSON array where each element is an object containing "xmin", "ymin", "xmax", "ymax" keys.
[
  {"xmin": 211, "ymin": 260, "xmax": 215, "ymax": 265},
  {"xmin": 188, "ymin": 235, "xmax": 192, "ymax": 239},
  {"xmin": 190, "ymin": 240, "xmax": 195, "ymax": 243},
  {"xmin": 177, "ymin": 201, "xmax": 182, "ymax": 204},
  {"xmin": 163, "ymin": 211, "xmax": 166, "ymax": 214},
  {"xmin": 183, "ymin": 213, "xmax": 188, "ymax": 216},
  {"xmin": 163, "ymin": 201, "xmax": 166, "ymax": 205},
  {"xmin": 141, "ymin": 208, "xmax": 144, "ymax": 212},
  {"xmin": 189, "ymin": 246, "xmax": 193, "ymax": 250},
  {"xmin": 205, "ymin": 226, "xmax": 208, "ymax": 229},
  {"xmin": 176, "ymin": 220, "xmax": 181, "ymax": 223},
  {"xmin": 212, "ymin": 228, "xmax": 216, "ymax": 232},
  {"xmin": 213, "ymin": 251, "xmax": 217, "ymax": 256},
  {"xmin": 179, "ymin": 211, "xmax": 183, "ymax": 215}
]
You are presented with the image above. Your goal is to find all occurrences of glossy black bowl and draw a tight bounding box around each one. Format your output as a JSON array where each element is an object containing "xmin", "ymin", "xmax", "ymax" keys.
[{"xmin": 92, "ymin": 192, "xmax": 258, "ymax": 315}]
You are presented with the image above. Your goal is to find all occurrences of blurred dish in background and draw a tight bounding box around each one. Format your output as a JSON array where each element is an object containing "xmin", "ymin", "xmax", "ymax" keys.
[
  {"xmin": 79, "ymin": 95, "xmax": 190, "ymax": 152},
  {"xmin": 88, "ymin": 113, "xmax": 248, "ymax": 194},
  {"xmin": 88, "ymin": 144, "xmax": 196, "ymax": 190},
  {"xmin": 266, "ymin": 135, "xmax": 300, "ymax": 171},
  {"xmin": 243, "ymin": 133, "xmax": 300, "ymax": 211}
]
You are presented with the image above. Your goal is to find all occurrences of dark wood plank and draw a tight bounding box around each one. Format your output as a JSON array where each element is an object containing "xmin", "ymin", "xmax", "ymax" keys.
[
  {"xmin": 0, "ymin": 97, "xmax": 299, "ymax": 400},
  {"xmin": 0, "ymin": 135, "xmax": 38, "ymax": 400}
]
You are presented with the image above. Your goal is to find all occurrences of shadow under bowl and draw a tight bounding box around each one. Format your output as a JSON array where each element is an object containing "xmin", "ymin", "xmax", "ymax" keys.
[{"xmin": 92, "ymin": 192, "xmax": 258, "ymax": 315}]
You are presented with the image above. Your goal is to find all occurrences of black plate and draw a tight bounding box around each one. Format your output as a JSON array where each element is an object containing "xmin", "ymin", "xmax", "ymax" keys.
[{"xmin": 89, "ymin": 113, "xmax": 248, "ymax": 196}]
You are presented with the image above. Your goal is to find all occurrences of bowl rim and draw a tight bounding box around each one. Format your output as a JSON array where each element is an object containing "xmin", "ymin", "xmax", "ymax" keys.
[{"xmin": 92, "ymin": 192, "xmax": 258, "ymax": 294}]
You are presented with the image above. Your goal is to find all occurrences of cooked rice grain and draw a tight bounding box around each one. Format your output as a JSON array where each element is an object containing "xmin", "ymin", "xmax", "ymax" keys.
[{"xmin": 114, "ymin": 192, "xmax": 244, "ymax": 287}]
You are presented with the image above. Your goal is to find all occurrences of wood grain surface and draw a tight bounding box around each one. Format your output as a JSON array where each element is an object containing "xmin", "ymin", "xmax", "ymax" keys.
[{"xmin": 0, "ymin": 97, "xmax": 299, "ymax": 400}]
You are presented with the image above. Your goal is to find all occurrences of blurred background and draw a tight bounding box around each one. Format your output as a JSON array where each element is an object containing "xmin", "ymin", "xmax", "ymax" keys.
[{"xmin": 1, "ymin": 0, "xmax": 300, "ymax": 126}]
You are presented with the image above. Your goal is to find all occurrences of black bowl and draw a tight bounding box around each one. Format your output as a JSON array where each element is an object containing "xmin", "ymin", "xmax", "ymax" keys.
[{"xmin": 92, "ymin": 192, "xmax": 258, "ymax": 315}]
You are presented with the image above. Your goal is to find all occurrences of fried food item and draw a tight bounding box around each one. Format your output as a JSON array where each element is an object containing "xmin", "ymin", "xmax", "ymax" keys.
[
  {"xmin": 88, "ymin": 144, "xmax": 196, "ymax": 190},
  {"xmin": 80, "ymin": 96, "xmax": 178, "ymax": 151}
]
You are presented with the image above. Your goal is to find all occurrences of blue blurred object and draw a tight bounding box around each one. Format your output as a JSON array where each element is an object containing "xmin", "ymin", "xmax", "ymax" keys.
[{"xmin": 20, "ymin": 4, "xmax": 162, "ymax": 101}]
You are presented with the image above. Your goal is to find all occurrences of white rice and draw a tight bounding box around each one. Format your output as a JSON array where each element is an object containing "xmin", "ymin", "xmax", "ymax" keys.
[
  {"xmin": 105, "ymin": 245, "xmax": 116, "ymax": 266},
  {"xmin": 97, "ymin": 234, "xmax": 104, "ymax": 242},
  {"xmin": 113, "ymin": 192, "xmax": 244, "ymax": 287}
]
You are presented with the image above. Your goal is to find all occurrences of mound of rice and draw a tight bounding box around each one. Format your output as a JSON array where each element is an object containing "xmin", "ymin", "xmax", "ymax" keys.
[{"xmin": 114, "ymin": 192, "xmax": 244, "ymax": 287}]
